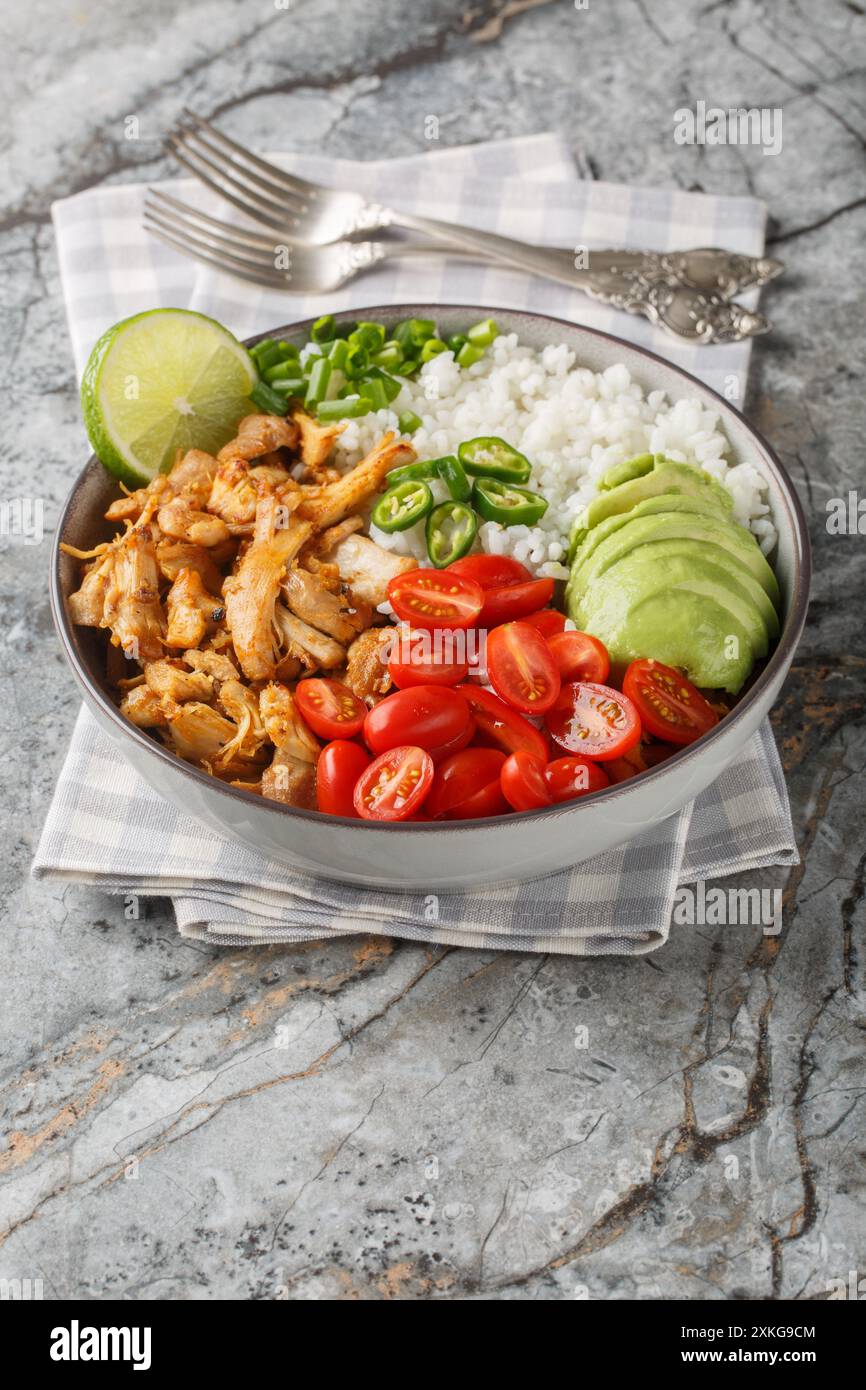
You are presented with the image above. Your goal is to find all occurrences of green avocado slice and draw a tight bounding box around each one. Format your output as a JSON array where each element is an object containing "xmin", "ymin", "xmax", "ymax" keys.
[
  {"xmin": 582, "ymin": 588, "xmax": 756, "ymax": 692},
  {"xmin": 568, "ymin": 458, "xmax": 733, "ymax": 560},
  {"xmin": 569, "ymin": 492, "xmax": 733, "ymax": 570},
  {"xmin": 577, "ymin": 538, "xmax": 780, "ymax": 643},
  {"xmin": 567, "ymin": 509, "xmax": 781, "ymax": 607},
  {"xmin": 573, "ymin": 550, "xmax": 771, "ymax": 673}
]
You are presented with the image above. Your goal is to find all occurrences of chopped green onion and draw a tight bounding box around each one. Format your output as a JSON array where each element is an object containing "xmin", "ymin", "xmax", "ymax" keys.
[
  {"xmin": 456, "ymin": 342, "xmax": 485, "ymax": 369},
  {"xmin": 249, "ymin": 337, "xmax": 276, "ymax": 365},
  {"xmin": 398, "ymin": 409, "xmax": 423, "ymax": 435},
  {"xmin": 371, "ymin": 342, "xmax": 404, "ymax": 371},
  {"xmin": 268, "ymin": 376, "xmax": 306, "ymax": 396},
  {"xmin": 305, "ymin": 357, "xmax": 332, "ymax": 407},
  {"xmin": 343, "ymin": 344, "xmax": 369, "ymax": 379},
  {"xmin": 311, "ymin": 314, "xmax": 336, "ymax": 343},
  {"xmin": 276, "ymin": 340, "xmax": 300, "ymax": 359},
  {"xmin": 265, "ymin": 358, "xmax": 306, "ymax": 383},
  {"xmin": 359, "ymin": 377, "xmax": 390, "ymax": 411},
  {"xmin": 396, "ymin": 357, "xmax": 421, "ymax": 377},
  {"xmin": 252, "ymin": 341, "xmax": 285, "ymax": 372},
  {"xmin": 447, "ymin": 332, "xmax": 468, "ymax": 354},
  {"xmin": 365, "ymin": 367, "xmax": 401, "ymax": 402},
  {"xmin": 316, "ymin": 395, "xmax": 371, "ymax": 420},
  {"xmin": 349, "ymin": 321, "xmax": 387, "ymax": 353},
  {"xmin": 250, "ymin": 380, "xmax": 289, "ymax": 416},
  {"xmin": 326, "ymin": 338, "xmax": 349, "ymax": 371},
  {"xmin": 394, "ymin": 317, "xmax": 436, "ymax": 353},
  {"xmin": 420, "ymin": 337, "xmax": 448, "ymax": 362},
  {"xmin": 467, "ymin": 317, "xmax": 499, "ymax": 347}
]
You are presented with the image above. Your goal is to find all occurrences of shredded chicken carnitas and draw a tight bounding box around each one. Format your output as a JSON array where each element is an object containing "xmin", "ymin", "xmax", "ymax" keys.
[{"xmin": 63, "ymin": 409, "xmax": 419, "ymax": 807}]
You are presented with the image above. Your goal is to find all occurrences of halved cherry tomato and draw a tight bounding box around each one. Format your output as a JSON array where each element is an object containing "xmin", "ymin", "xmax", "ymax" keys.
[
  {"xmin": 522, "ymin": 609, "xmax": 567, "ymax": 638},
  {"xmin": 479, "ymin": 577, "xmax": 555, "ymax": 629},
  {"xmin": 486, "ymin": 621, "xmax": 561, "ymax": 715},
  {"xmin": 500, "ymin": 750, "xmax": 552, "ymax": 812},
  {"xmin": 388, "ymin": 627, "xmax": 469, "ymax": 688},
  {"xmin": 317, "ymin": 740, "xmax": 371, "ymax": 817},
  {"xmin": 295, "ymin": 678, "xmax": 366, "ymax": 740},
  {"xmin": 354, "ymin": 745, "xmax": 434, "ymax": 821},
  {"xmin": 547, "ymin": 630, "xmax": 610, "ymax": 685},
  {"xmin": 388, "ymin": 569, "xmax": 483, "ymax": 631},
  {"xmin": 546, "ymin": 681, "xmax": 641, "ymax": 761},
  {"xmin": 456, "ymin": 685, "xmax": 549, "ymax": 761},
  {"xmin": 363, "ymin": 685, "xmax": 474, "ymax": 761},
  {"xmin": 426, "ymin": 747, "xmax": 508, "ymax": 819},
  {"xmin": 623, "ymin": 659, "xmax": 719, "ymax": 746},
  {"xmin": 447, "ymin": 554, "xmax": 531, "ymax": 589},
  {"xmin": 545, "ymin": 756, "xmax": 610, "ymax": 802}
]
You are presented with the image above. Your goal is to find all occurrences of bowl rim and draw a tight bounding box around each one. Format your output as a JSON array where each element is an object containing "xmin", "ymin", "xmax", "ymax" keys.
[{"xmin": 51, "ymin": 302, "xmax": 811, "ymax": 834}]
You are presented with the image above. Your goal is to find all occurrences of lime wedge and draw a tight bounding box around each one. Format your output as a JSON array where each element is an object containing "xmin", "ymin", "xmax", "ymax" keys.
[{"xmin": 81, "ymin": 308, "xmax": 257, "ymax": 486}]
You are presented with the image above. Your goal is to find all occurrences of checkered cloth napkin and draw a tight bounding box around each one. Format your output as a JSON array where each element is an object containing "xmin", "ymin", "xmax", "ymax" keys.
[{"xmin": 36, "ymin": 134, "xmax": 798, "ymax": 954}]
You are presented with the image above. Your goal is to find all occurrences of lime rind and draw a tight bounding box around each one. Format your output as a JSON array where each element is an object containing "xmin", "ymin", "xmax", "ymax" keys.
[{"xmin": 81, "ymin": 308, "xmax": 257, "ymax": 486}]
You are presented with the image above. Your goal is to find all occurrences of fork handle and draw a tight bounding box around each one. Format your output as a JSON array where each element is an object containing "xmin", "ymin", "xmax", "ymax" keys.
[{"xmin": 381, "ymin": 210, "xmax": 781, "ymax": 299}]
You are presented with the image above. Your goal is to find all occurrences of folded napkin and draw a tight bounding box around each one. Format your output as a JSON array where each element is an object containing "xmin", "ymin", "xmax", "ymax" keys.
[{"xmin": 40, "ymin": 133, "xmax": 797, "ymax": 954}]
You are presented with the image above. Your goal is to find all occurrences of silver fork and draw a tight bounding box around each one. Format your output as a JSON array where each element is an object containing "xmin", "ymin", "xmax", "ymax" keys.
[{"xmin": 145, "ymin": 189, "xmax": 771, "ymax": 345}]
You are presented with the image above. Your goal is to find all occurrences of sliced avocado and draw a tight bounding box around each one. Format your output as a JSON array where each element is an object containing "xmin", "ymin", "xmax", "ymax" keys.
[
  {"xmin": 598, "ymin": 452, "xmax": 655, "ymax": 491},
  {"xmin": 569, "ymin": 489, "xmax": 730, "ymax": 568},
  {"xmin": 582, "ymin": 589, "xmax": 755, "ymax": 693},
  {"xmin": 579, "ymin": 538, "xmax": 780, "ymax": 643},
  {"xmin": 567, "ymin": 509, "xmax": 781, "ymax": 607},
  {"xmin": 568, "ymin": 458, "xmax": 733, "ymax": 561},
  {"xmin": 573, "ymin": 550, "xmax": 770, "ymax": 665}
]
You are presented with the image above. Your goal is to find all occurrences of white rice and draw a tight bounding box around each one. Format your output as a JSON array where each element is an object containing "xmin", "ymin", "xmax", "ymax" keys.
[{"xmin": 329, "ymin": 332, "xmax": 777, "ymax": 577}]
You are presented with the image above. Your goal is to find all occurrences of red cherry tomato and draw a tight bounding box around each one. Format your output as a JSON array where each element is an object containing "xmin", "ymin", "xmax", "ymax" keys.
[
  {"xmin": 363, "ymin": 685, "xmax": 473, "ymax": 762},
  {"xmin": 295, "ymin": 678, "xmax": 366, "ymax": 740},
  {"xmin": 500, "ymin": 750, "xmax": 552, "ymax": 812},
  {"xmin": 456, "ymin": 685, "xmax": 549, "ymax": 761},
  {"xmin": 545, "ymin": 756, "xmax": 610, "ymax": 803},
  {"xmin": 317, "ymin": 740, "xmax": 371, "ymax": 816},
  {"xmin": 426, "ymin": 747, "xmax": 508, "ymax": 820},
  {"xmin": 447, "ymin": 554, "xmax": 531, "ymax": 589},
  {"xmin": 486, "ymin": 621, "xmax": 561, "ymax": 715},
  {"xmin": 480, "ymin": 577, "xmax": 555, "ymax": 629},
  {"xmin": 522, "ymin": 609, "xmax": 567, "ymax": 638},
  {"xmin": 388, "ymin": 569, "xmax": 483, "ymax": 631},
  {"xmin": 353, "ymin": 745, "xmax": 434, "ymax": 821},
  {"xmin": 388, "ymin": 627, "xmax": 469, "ymax": 688},
  {"xmin": 546, "ymin": 681, "xmax": 641, "ymax": 761},
  {"xmin": 622, "ymin": 659, "xmax": 719, "ymax": 746},
  {"xmin": 547, "ymin": 630, "xmax": 610, "ymax": 685}
]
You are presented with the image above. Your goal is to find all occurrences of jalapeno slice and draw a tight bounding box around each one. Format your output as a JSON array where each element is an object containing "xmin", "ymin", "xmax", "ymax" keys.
[
  {"xmin": 387, "ymin": 459, "xmax": 438, "ymax": 488},
  {"xmin": 473, "ymin": 478, "xmax": 548, "ymax": 526},
  {"xmin": 458, "ymin": 436, "xmax": 532, "ymax": 484},
  {"xmin": 433, "ymin": 455, "xmax": 471, "ymax": 502},
  {"xmin": 425, "ymin": 501, "xmax": 478, "ymax": 567},
  {"xmin": 372, "ymin": 480, "xmax": 434, "ymax": 533}
]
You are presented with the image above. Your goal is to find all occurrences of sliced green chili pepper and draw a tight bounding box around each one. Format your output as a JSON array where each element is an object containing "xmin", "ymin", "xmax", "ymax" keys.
[
  {"xmin": 473, "ymin": 478, "xmax": 548, "ymax": 526},
  {"xmin": 426, "ymin": 501, "xmax": 478, "ymax": 567},
  {"xmin": 434, "ymin": 454, "xmax": 471, "ymax": 502},
  {"xmin": 372, "ymin": 480, "xmax": 433, "ymax": 533},
  {"xmin": 458, "ymin": 436, "xmax": 532, "ymax": 484},
  {"xmin": 387, "ymin": 458, "xmax": 438, "ymax": 487}
]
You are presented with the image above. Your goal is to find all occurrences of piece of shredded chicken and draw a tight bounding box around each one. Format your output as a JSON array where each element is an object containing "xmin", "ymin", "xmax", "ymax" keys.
[{"xmin": 65, "ymin": 417, "xmax": 428, "ymax": 811}]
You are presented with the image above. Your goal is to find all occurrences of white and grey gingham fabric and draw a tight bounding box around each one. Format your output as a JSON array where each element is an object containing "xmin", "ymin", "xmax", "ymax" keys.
[{"xmin": 37, "ymin": 134, "xmax": 798, "ymax": 954}]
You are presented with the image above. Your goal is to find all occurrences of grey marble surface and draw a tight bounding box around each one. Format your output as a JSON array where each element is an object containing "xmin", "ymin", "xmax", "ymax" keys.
[{"xmin": 1, "ymin": 0, "xmax": 864, "ymax": 1301}]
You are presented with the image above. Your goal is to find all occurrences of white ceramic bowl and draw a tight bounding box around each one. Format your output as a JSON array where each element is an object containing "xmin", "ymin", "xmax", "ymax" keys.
[{"xmin": 52, "ymin": 306, "xmax": 810, "ymax": 889}]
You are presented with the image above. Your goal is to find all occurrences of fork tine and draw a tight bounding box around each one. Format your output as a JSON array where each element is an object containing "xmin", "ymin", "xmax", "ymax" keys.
[
  {"xmin": 165, "ymin": 139, "xmax": 293, "ymax": 234},
  {"xmin": 144, "ymin": 205, "xmax": 288, "ymax": 273},
  {"xmin": 145, "ymin": 189, "xmax": 279, "ymax": 250},
  {"xmin": 171, "ymin": 122, "xmax": 309, "ymax": 213},
  {"xmin": 166, "ymin": 133, "xmax": 303, "ymax": 223},
  {"xmin": 143, "ymin": 217, "xmax": 292, "ymax": 290},
  {"xmin": 180, "ymin": 109, "xmax": 318, "ymax": 199}
]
